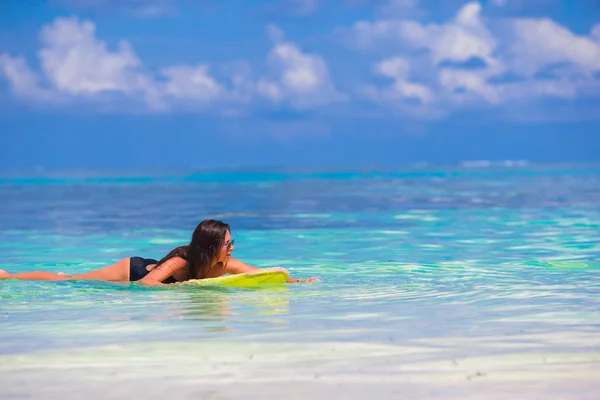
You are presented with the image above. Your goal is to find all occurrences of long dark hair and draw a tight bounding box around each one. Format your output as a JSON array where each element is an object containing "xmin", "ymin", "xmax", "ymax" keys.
[{"xmin": 155, "ymin": 219, "xmax": 231, "ymax": 279}]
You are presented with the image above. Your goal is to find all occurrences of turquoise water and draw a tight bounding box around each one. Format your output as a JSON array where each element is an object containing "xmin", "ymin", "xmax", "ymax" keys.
[{"xmin": 1, "ymin": 164, "xmax": 599, "ymax": 398}]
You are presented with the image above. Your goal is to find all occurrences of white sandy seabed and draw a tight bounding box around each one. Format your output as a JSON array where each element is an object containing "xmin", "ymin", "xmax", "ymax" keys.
[{"xmin": 1, "ymin": 335, "xmax": 599, "ymax": 400}]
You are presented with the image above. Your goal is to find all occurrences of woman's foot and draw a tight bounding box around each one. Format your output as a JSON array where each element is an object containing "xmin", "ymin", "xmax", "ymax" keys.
[{"xmin": 0, "ymin": 270, "xmax": 9, "ymax": 279}]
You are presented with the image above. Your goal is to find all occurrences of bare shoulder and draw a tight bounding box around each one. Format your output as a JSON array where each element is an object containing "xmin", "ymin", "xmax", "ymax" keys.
[{"xmin": 225, "ymin": 258, "xmax": 260, "ymax": 274}]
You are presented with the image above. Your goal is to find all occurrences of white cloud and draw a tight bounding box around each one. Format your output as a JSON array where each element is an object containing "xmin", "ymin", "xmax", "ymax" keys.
[
  {"xmin": 346, "ymin": 1, "xmax": 600, "ymax": 117},
  {"xmin": 491, "ymin": 0, "xmax": 507, "ymax": 7},
  {"xmin": 592, "ymin": 24, "xmax": 600, "ymax": 43},
  {"xmin": 0, "ymin": 54, "xmax": 52, "ymax": 100},
  {"xmin": 373, "ymin": 57, "xmax": 433, "ymax": 103},
  {"xmin": 0, "ymin": 18, "xmax": 344, "ymax": 114},
  {"xmin": 437, "ymin": 68, "xmax": 501, "ymax": 104},
  {"xmin": 399, "ymin": 2, "xmax": 501, "ymax": 68},
  {"xmin": 2, "ymin": 4, "xmax": 599, "ymax": 120},
  {"xmin": 0, "ymin": 17, "xmax": 244, "ymax": 112},
  {"xmin": 342, "ymin": 1, "xmax": 502, "ymax": 71},
  {"xmin": 342, "ymin": 19, "xmax": 403, "ymax": 49},
  {"xmin": 258, "ymin": 30, "xmax": 344, "ymax": 109},
  {"xmin": 161, "ymin": 64, "xmax": 222, "ymax": 101},
  {"xmin": 266, "ymin": 24, "xmax": 286, "ymax": 43},
  {"xmin": 510, "ymin": 18, "xmax": 600, "ymax": 77},
  {"xmin": 38, "ymin": 18, "xmax": 146, "ymax": 95},
  {"xmin": 354, "ymin": 2, "xmax": 506, "ymax": 110}
]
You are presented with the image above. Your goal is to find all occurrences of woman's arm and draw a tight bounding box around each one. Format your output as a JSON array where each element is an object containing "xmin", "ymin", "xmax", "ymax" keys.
[
  {"xmin": 0, "ymin": 270, "xmax": 69, "ymax": 281},
  {"xmin": 225, "ymin": 258, "xmax": 318, "ymax": 283},
  {"xmin": 137, "ymin": 257, "xmax": 187, "ymax": 286}
]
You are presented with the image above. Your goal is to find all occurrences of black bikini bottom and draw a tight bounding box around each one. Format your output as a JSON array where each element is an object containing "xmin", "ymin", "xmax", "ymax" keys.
[{"xmin": 129, "ymin": 257, "xmax": 176, "ymax": 284}]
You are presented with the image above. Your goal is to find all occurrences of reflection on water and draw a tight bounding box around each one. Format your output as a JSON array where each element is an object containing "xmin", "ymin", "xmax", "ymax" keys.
[{"xmin": 164, "ymin": 287, "xmax": 290, "ymax": 331}]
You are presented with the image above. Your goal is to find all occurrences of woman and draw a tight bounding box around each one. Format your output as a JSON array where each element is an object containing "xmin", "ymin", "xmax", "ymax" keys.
[{"xmin": 0, "ymin": 219, "xmax": 317, "ymax": 285}]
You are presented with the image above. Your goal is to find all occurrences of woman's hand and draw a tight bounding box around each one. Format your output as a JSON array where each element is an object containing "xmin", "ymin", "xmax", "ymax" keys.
[{"xmin": 0, "ymin": 270, "xmax": 9, "ymax": 280}]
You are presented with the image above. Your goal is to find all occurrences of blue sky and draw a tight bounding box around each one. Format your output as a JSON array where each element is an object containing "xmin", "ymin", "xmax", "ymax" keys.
[{"xmin": 1, "ymin": 0, "xmax": 599, "ymax": 170}]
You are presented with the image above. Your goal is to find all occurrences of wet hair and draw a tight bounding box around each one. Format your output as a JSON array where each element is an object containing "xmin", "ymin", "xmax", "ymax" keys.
[{"xmin": 155, "ymin": 219, "xmax": 231, "ymax": 279}]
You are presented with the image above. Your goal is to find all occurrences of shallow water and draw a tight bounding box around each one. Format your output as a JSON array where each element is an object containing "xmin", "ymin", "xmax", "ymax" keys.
[{"xmin": 1, "ymin": 164, "xmax": 599, "ymax": 398}]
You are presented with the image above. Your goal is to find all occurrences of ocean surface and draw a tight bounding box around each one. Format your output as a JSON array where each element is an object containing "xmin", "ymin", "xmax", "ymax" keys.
[{"xmin": 1, "ymin": 164, "xmax": 599, "ymax": 399}]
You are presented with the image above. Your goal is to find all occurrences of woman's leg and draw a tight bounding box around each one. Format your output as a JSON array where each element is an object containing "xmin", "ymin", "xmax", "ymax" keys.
[
  {"xmin": 1, "ymin": 270, "xmax": 68, "ymax": 280},
  {"xmin": 0, "ymin": 258, "xmax": 131, "ymax": 282}
]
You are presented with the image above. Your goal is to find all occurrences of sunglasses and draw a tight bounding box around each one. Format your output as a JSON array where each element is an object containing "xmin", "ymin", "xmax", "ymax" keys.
[{"xmin": 223, "ymin": 239, "xmax": 235, "ymax": 249}]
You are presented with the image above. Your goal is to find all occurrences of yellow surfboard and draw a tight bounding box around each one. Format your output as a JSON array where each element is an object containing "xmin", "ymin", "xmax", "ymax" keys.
[{"xmin": 182, "ymin": 267, "xmax": 290, "ymax": 288}]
